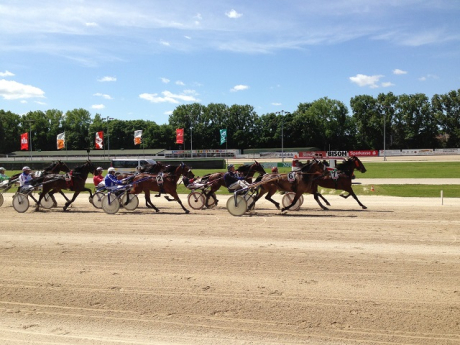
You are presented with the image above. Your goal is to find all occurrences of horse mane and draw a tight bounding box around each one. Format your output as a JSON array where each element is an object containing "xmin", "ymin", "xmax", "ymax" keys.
[
  {"xmin": 336, "ymin": 157, "xmax": 353, "ymax": 172},
  {"xmin": 236, "ymin": 164, "xmax": 251, "ymax": 173}
]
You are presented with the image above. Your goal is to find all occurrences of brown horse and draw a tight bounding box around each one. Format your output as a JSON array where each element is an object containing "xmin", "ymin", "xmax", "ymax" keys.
[
  {"xmin": 35, "ymin": 160, "xmax": 96, "ymax": 211},
  {"xmin": 250, "ymin": 159, "xmax": 329, "ymax": 212},
  {"xmin": 315, "ymin": 156, "xmax": 368, "ymax": 209},
  {"xmin": 196, "ymin": 161, "xmax": 266, "ymax": 208},
  {"xmin": 129, "ymin": 163, "xmax": 194, "ymax": 213}
]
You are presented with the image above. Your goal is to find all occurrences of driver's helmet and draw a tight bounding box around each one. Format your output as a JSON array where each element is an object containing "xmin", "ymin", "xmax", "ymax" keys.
[
  {"xmin": 227, "ymin": 164, "xmax": 234, "ymax": 171},
  {"xmin": 22, "ymin": 166, "xmax": 31, "ymax": 171},
  {"xmin": 0, "ymin": 167, "xmax": 5, "ymax": 172},
  {"xmin": 96, "ymin": 166, "xmax": 103, "ymax": 172},
  {"xmin": 107, "ymin": 167, "xmax": 116, "ymax": 174},
  {"xmin": 271, "ymin": 167, "xmax": 278, "ymax": 173}
]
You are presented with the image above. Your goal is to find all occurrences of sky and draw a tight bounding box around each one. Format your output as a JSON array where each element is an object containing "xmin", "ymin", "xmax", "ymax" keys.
[{"xmin": 0, "ymin": 0, "xmax": 459, "ymax": 125}]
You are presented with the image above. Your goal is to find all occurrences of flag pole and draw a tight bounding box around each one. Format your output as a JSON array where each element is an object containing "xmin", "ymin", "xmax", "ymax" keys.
[{"xmin": 226, "ymin": 128, "xmax": 228, "ymax": 166}]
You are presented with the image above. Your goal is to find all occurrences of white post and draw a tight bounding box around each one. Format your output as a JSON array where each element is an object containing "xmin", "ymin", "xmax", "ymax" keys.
[{"xmin": 441, "ymin": 190, "xmax": 443, "ymax": 205}]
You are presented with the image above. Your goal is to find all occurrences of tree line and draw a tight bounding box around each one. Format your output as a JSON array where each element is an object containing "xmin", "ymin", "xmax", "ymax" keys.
[{"xmin": 1, "ymin": 90, "xmax": 459, "ymax": 155}]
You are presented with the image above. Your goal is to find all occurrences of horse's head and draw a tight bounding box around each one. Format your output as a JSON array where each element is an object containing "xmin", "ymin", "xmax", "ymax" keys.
[
  {"xmin": 81, "ymin": 160, "xmax": 97, "ymax": 175},
  {"xmin": 351, "ymin": 156, "xmax": 366, "ymax": 173},
  {"xmin": 56, "ymin": 160, "xmax": 70, "ymax": 173},
  {"xmin": 177, "ymin": 162, "xmax": 194, "ymax": 179},
  {"xmin": 250, "ymin": 160, "xmax": 266, "ymax": 176}
]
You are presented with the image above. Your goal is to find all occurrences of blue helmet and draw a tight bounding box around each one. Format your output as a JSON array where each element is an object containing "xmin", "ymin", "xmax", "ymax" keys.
[{"xmin": 227, "ymin": 164, "xmax": 234, "ymax": 171}]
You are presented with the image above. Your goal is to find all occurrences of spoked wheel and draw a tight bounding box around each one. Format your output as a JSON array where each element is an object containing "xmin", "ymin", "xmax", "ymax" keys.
[
  {"xmin": 0, "ymin": 193, "xmax": 4, "ymax": 207},
  {"xmin": 13, "ymin": 193, "xmax": 29, "ymax": 213},
  {"xmin": 40, "ymin": 193, "xmax": 54, "ymax": 209},
  {"xmin": 187, "ymin": 191, "xmax": 205, "ymax": 210},
  {"xmin": 226, "ymin": 195, "xmax": 248, "ymax": 216},
  {"xmin": 281, "ymin": 193, "xmax": 304, "ymax": 211},
  {"xmin": 91, "ymin": 192, "xmax": 105, "ymax": 209},
  {"xmin": 121, "ymin": 193, "xmax": 139, "ymax": 211},
  {"xmin": 101, "ymin": 194, "xmax": 120, "ymax": 214}
]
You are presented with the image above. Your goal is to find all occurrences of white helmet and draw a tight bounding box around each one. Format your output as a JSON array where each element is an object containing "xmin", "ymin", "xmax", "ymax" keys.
[
  {"xmin": 107, "ymin": 167, "xmax": 116, "ymax": 173},
  {"xmin": 96, "ymin": 166, "xmax": 103, "ymax": 171},
  {"xmin": 22, "ymin": 166, "xmax": 31, "ymax": 171},
  {"xmin": 0, "ymin": 167, "xmax": 5, "ymax": 172}
]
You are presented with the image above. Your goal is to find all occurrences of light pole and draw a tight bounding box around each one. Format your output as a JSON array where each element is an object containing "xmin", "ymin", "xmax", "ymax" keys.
[
  {"xmin": 106, "ymin": 116, "xmax": 114, "ymax": 159},
  {"xmin": 190, "ymin": 126, "xmax": 193, "ymax": 158},
  {"xmin": 25, "ymin": 119, "xmax": 34, "ymax": 161},
  {"xmin": 276, "ymin": 110, "xmax": 290, "ymax": 163}
]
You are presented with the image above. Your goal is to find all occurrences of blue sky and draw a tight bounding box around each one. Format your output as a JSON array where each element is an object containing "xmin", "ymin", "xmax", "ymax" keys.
[{"xmin": 1, "ymin": 0, "xmax": 459, "ymax": 124}]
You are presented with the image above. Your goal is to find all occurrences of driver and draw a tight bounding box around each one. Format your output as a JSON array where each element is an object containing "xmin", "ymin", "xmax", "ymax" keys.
[
  {"xmin": 224, "ymin": 164, "xmax": 250, "ymax": 191},
  {"xmin": 104, "ymin": 167, "xmax": 126, "ymax": 191},
  {"xmin": 18, "ymin": 166, "xmax": 34, "ymax": 193},
  {"xmin": 0, "ymin": 167, "xmax": 8, "ymax": 183}
]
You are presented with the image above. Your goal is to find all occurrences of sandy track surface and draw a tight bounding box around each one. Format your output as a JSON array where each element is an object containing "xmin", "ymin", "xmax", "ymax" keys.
[{"xmin": 0, "ymin": 193, "xmax": 459, "ymax": 344}]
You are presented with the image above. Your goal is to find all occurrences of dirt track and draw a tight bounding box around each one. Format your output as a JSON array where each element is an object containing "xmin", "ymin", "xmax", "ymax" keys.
[{"xmin": 0, "ymin": 193, "xmax": 459, "ymax": 344}]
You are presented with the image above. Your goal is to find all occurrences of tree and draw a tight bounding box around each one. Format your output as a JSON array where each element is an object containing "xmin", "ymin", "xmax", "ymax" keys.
[
  {"xmin": 0, "ymin": 110, "xmax": 21, "ymax": 154},
  {"xmin": 62, "ymin": 108, "xmax": 92, "ymax": 150},
  {"xmin": 432, "ymin": 90, "xmax": 460, "ymax": 147}
]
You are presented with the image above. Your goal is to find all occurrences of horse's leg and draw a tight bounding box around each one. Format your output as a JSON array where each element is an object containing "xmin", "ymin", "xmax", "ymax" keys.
[
  {"xmin": 348, "ymin": 189, "xmax": 367, "ymax": 209},
  {"xmin": 63, "ymin": 191, "xmax": 80, "ymax": 211},
  {"xmin": 144, "ymin": 190, "xmax": 160, "ymax": 212},
  {"xmin": 35, "ymin": 189, "xmax": 45, "ymax": 211},
  {"xmin": 263, "ymin": 187, "xmax": 280, "ymax": 210},
  {"xmin": 59, "ymin": 191, "xmax": 70, "ymax": 203},
  {"xmin": 48, "ymin": 190, "xmax": 59, "ymax": 207},
  {"xmin": 167, "ymin": 190, "xmax": 189, "ymax": 214},
  {"xmin": 314, "ymin": 192, "xmax": 331, "ymax": 206}
]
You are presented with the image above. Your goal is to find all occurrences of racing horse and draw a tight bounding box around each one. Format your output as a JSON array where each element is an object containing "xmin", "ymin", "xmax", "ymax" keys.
[
  {"xmin": 250, "ymin": 159, "xmax": 329, "ymax": 212},
  {"xmin": 35, "ymin": 160, "xmax": 96, "ymax": 211},
  {"xmin": 315, "ymin": 156, "xmax": 368, "ymax": 209},
  {"xmin": 195, "ymin": 161, "xmax": 266, "ymax": 208},
  {"xmin": 129, "ymin": 162, "xmax": 194, "ymax": 213}
]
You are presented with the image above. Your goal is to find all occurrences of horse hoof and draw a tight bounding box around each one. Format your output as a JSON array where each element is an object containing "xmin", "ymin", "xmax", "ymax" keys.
[
  {"xmin": 362, "ymin": 206, "xmax": 367, "ymax": 209},
  {"xmin": 185, "ymin": 210, "xmax": 190, "ymax": 214}
]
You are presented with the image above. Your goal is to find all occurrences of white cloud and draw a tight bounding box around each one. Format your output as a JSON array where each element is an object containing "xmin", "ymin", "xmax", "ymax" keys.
[
  {"xmin": 349, "ymin": 74, "xmax": 384, "ymax": 88},
  {"xmin": 381, "ymin": 82, "xmax": 394, "ymax": 87},
  {"xmin": 97, "ymin": 76, "xmax": 116, "ymax": 82},
  {"xmin": 184, "ymin": 36, "xmax": 192, "ymax": 40},
  {"xmin": 0, "ymin": 70, "xmax": 15, "ymax": 77},
  {"xmin": 176, "ymin": 81, "xmax": 185, "ymax": 86},
  {"xmin": 161, "ymin": 77, "xmax": 170, "ymax": 84},
  {"xmin": 35, "ymin": 100, "xmax": 46, "ymax": 105},
  {"xmin": 92, "ymin": 104, "xmax": 105, "ymax": 109},
  {"xmin": 165, "ymin": 110, "xmax": 173, "ymax": 115},
  {"xmin": 139, "ymin": 90, "xmax": 199, "ymax": 104},
  {"xmin": 160, "ymin": 40, "xmax": 170, "ymax": 46},
  {"xmin": 226, "ymin": 9, "xmax": 243, "ymax": 19},
  {"xmin": 393, "ymin": 69, "xmax": 407, "ymax": 75},
  {"xmin": 418, "ymin": 74, "xmax": 439, "ymax": 81},
  {"xmin": 230, "ymin": 84, "xmax": 249, "ymax": 92},
  {"xmin": 272, "ymin": 102, "xmax": 282, "ymax": 106},
  {"xmin": 85, "ymin": 22, "xmax": 98, "ymax": 27},
  {"xmin": 0, "ymin": 79, "xmax": 45, "ymax": 100},
  {"xmin": 93, "ymin": 93, "xmax": 113, "ymax": 100}
]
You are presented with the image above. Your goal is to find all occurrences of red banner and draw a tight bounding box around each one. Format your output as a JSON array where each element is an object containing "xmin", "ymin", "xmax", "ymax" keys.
[
  {"xmin": 95, "ymin": 131, "xmax": 104, "ymax": 149},
  {"xmin": 348, "ymin": 150, "xmax": 379, "ymax": 157},
  {"xmin": 20, "ymin": 133, "xmax": 29, "ymax": 151},
  {"xmin": 176, "ymin": 128, "xmax": 184, "ymax": 144}
]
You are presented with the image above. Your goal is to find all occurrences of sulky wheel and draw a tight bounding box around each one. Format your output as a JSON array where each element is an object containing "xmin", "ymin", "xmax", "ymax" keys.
[
  {"xmin": 281, "ymin": 193, "xmax": 304, "ymax": 211},
  {"xmin": 0, "ymin": 193, "xmax": 4, "ymax": 207},
  {"xmin": 12, "ymin": 193, "xmax": 29, "ymax": 213},
  {"xmin": 121, "ymin": 193, "xmax": 139, "ymax": 211},
  {"xmin": 101, "ymin": 194, "xmax": 120, "ymax": 214},
  {"xmin": 226, "ymin": 195, "xmax": 248, "ymax": 216},
  {"xmin": 187, "ymin": 191, "xmax": 205, "ymax": 210},
  {"xmin": 40, "ymin": 193, "xmax": 54, "ymax": 209},
  {"xmin": 91, "ymin": 192, "xmax": 105, "ymax": 209},
  {"xmin": 246, "ymin": 195, "xmax": 255, "ymax": 211}
]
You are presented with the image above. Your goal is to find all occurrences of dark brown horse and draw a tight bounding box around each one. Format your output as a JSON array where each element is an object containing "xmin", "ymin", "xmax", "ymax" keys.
[
  {"xmin": 250, "ymin": 159, "xmax": 329, "ymax": 212},
  {"xmin": 315, "ymin": 156, "xmax": 368, "ymax": 209},
  {"xmin": 35, "ymin": 160, "xmax": 96, "ymax": 211},
  {"xmin": 129, "ymin": 163, "xmax": 194, "ymax": 213},
  {"xmin": 196, "ymin": 161, "xmax": 266, "ymax": 208}
]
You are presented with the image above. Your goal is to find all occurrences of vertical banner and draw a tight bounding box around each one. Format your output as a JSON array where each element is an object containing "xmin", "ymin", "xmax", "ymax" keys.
[
  {"xmin": 20, "ymin": 133, "xmax": 29, "ymax": 151},
  {"xmin": 176, "ymin": 128, "xmax": 184, "ymax": 144},
  {"xmin": 95, "ymin": 131, "xmax": 104, "ymax": 149},
  {"xmin": 134, "ymin": 130, "xmax": 143, "ymax": 145},
  {"xmin": 220, "ymin": 129, "xmax": 227, "ymax": 145},
  {"xmin": 57, "ymin": 132, "xmax": 65, "ymax": 150}
]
